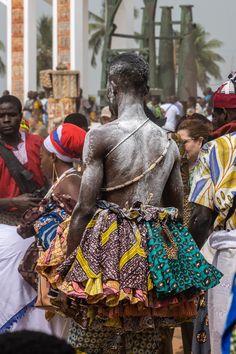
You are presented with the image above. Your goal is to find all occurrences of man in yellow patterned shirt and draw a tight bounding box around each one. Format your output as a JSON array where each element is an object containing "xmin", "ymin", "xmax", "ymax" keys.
[
  {"xmin": 189, "ymin": 132, "xmax": 236, "ymax": 238},
  {"xmin": 189, "ymin": 73, "xmax": 236, "ymax": 354}
]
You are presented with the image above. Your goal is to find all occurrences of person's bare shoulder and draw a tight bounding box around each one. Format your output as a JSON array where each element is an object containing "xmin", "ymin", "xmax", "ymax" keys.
[
  {"xmin": 54, "ymin": 174, "xmax": 81, "ymax": 200},
  {"xmin": 83, "ymin": 124, "xmax": 116, "ymax": 164},
  {"xmin": 169, "ymin": 137, "xmax": 181, "ymax": 160},
  {"xmin": 146, "ymin": 124, "xmax": 180, "ymax": 157}
]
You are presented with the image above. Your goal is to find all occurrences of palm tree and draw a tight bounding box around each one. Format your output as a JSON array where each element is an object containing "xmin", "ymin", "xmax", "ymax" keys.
[
  {"xmin": 89, "ymin": 2, "xmax": 140, "ymax": 68},
  {"xmin": 175, "ymin": 24, "xmax": 224, "ymax": 90},
  {"xmin": 193, "ymin": 24, "xmax": 224, "ymax": 90},
  {"xmin": 37, "ymin": 15, "xmax": 52, "ymax": 85},
  {"xmin": 89, "ymin": 5, "xmax": 105, "ymax": 68},
  {"xmin": 0, "ymin": 40, "xmax": 5, "ymax": 76}
]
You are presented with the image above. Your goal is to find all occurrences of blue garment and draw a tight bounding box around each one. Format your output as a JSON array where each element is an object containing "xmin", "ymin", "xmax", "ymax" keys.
[{"xmin": 33, "ymin": 201, "xmax": 67, "ymax": 250}]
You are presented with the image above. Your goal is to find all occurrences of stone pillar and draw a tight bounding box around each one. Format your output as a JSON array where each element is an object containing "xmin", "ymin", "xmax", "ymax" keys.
[
  {"xmin": 5, "ymin": 0, "xmax": 12, "ymax": 93},
  {"xmin": 177, "ymin": 5, "xmax": 197, "ymax": 102},
  {"xmin": 112, "ymin": 0, "xmax": 135, "ymax": 49},
  {"xmin": 52, "ymin": 0, "xmax": 58, "ymax": 69},
  {"xmin": 24, "ymin": 0, "xmax": 37, "ymax": 99},
  {"xmin": 57, "ymin": 0, "xmax": 70, "ymax": 67},
  {"xmin": 70, "ymin": 0, "xmax": 88, "ymax": 97},
  {"xmin": 11, "ymin": 0, "xmax": 24, "ymax": 101},
  {"xmin": 158, "ymin": 6, "xmax": 175, "ymax": 99},
  {"xmin": 10, "ymin": 0, "xmax": 36, "ymax": 102},
  {"xmin": 144, "ymin": 0, "xmax": 157, "ymax": 89}
]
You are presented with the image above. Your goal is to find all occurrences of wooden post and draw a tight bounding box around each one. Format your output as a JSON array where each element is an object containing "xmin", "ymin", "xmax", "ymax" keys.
[
  {"xmin": 158, "ymin": 6, "xmax": 175, "ymax": 99},
  {"xmin": 100, "ymin": 0, "xmax": 122, "ymax": 92},
  {"xmin": 144, "ymin": 0, "xmax": 157, "ymax": 89},
  {"xmin": 177, "ymin": 5, "xmax": 197, "ymax": 102}
]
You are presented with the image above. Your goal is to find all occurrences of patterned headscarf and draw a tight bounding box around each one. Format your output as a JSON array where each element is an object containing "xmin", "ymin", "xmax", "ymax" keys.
[{"xmin": 44, "ymin": 123, "xmax": 86, "ymax": 162}]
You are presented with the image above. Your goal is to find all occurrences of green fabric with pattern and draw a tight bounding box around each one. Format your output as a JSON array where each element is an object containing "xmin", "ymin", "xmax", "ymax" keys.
[{"xmin": 146, "ymin": 221, "xmax": 222, "ymax": 299}]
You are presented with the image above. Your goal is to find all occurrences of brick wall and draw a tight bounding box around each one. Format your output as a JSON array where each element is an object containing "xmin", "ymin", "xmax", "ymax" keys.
[
  {"xmin": 11, "ymin": 0, "xmax": 24, "ymax": 102},
  {"xmin": 57, "ymin": 0, "xmax": 70, "ymax": 67}
]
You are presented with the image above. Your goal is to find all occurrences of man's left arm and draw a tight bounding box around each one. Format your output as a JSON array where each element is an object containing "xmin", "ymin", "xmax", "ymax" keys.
[
  {"xmin": 189, "ymin": 204, "xmax": 214, "ymax": 249},
  {"xmin": 162, "ymin": 150, "xmax": 184, "ymax": 218}
]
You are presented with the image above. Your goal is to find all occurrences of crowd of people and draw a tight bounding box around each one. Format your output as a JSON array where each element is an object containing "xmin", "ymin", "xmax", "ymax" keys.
[{"xmin": 0, "ymin": 53, "xmax": 236, "ymax": 354}]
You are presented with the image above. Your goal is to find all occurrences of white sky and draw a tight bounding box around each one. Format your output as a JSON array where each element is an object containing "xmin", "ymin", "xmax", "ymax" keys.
[{"xmin": 0, "ymin": 0, "xmax": 235, "ymax": 97}]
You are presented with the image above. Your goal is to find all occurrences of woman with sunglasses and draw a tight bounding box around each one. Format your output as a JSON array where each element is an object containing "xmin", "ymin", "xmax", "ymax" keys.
[
  {"xmin": 177, "ymin": 114, "xmax": 213, "ymax": 168},
  {"xmin": 173, "ymin": 114, "xmax": 213, "ymax": 354},
  {"xmin": 175, "ymin": 114, "xmax": 213, "ymax": 225}
]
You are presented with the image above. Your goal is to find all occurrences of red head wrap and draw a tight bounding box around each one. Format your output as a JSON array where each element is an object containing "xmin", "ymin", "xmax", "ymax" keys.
[
  {"xmin": 213, "ymin": 72, "xmax": 236, "ymax": 109},
  {"xmin": 44, "ymin": 123, "xmax": 86, "ymax": 162}
]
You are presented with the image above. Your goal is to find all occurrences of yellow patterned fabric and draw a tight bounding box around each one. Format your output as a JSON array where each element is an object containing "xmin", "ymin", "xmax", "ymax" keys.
[
  {"xmin": 189, "ymin": 133, "xmax": 236, "ymax": 230},
  {"xmin": 36, "ymin": 217, "xmax": 71, "ymax": 288}
]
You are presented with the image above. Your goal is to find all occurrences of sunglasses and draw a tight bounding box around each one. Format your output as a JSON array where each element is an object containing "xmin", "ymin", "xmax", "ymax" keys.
[{"xmin": 180, "ymin": 138, "xmax": 195, "ymax": 145}]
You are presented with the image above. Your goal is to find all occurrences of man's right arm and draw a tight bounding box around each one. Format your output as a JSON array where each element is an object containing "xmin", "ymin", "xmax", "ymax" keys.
[
  {"xmin": 0, "ymin": 194, "xmax": 41, "ymax": 211},
  {"xmin": 66, "ymin": 129, "xmax": 105, "ymax": 256}
]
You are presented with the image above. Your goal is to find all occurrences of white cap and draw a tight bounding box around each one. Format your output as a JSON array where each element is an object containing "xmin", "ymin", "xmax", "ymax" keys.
[{"xmin": 101, "ymin": 106, "xmax": 112, "ymax": 118}]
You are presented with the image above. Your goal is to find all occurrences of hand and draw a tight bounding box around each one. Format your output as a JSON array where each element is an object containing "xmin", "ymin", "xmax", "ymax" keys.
[{"xmin": 11, "ymin": 193, "xmax": 41, "ymax": 210}]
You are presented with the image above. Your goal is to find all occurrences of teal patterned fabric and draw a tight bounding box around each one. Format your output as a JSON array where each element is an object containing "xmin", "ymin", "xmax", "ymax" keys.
[{"xmin": 146, "ymin": 221, "xmax": 222, "ymax": 298}]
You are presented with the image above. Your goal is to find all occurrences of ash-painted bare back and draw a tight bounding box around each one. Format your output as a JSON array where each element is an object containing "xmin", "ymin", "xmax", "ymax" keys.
[
  {"xmin": 81, "ymin": 101, "xmax": 182, "ymax": 213},
  {"xmin": 68, "ymin": 91, "xmax": 183, "ymax": 256},
  {"xmin": 99, "ymin": 117, "xmax": 179, "ymax": 207}
]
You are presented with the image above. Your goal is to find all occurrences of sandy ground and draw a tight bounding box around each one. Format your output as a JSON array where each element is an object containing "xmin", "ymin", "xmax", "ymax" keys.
[{"xmin": 173, "ymin": 327, "xmax": 184, "ymax": 354}]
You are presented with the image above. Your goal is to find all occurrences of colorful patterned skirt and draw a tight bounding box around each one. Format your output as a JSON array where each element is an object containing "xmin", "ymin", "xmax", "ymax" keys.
[{"xmin": 37, "ymin": 201, "xmax": 222, "ymax": 332}]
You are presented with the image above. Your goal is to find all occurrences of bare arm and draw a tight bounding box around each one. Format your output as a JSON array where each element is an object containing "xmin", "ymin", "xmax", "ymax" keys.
[
  {"xmin": 0, "ymin": 194, "xmax": 41, "ymax": 211},
  {"xmin": 189, "ymin": 204, "xmax": 214, "ymax": 249},
  {"xmin": 54, "ymin": 174, "xmax": 82, "ymax": 202},
  {"xmin": 162, "ymin": 152, "xmax": 184, "ymax": 219},
  {"xmin": 66, "ymin": 130, "xmax": 104, "ymax": 256}
]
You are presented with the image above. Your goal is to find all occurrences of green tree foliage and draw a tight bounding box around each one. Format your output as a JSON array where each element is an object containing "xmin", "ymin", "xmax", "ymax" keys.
[
  {"xmin": 37, "ymin": 15, "xmax": 52, "ymax": 86},
  {"xmin": 175, "ymin": 24, "xmax": 224, "ymax": 90},
  {"xmin": 89, "ymin": 12, "xmax": 105, "ymax": 68},
  {"xmin": 88, "ymin": 3, "xmax": 105, "ymax": 68},
  {"xmin": 89, "ymin": 2, "xmax": 139, "ymax": 68},
  {"xmin": 0, "ymin": 40, "xmax": 5, "ymax": 76},
  {"xmin": 193, "ymin": 24, "xmax": 224, "ymax": 90}
]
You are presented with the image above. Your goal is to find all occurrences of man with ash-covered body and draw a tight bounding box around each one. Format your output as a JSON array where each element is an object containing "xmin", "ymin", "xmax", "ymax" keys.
[
  {"xmin": 68, "ymin": 54, "xmax": 182, "ymax": 253},
  {"xmin": 66, "ymin": 53, "xmax": 183, "ymax": 353}
]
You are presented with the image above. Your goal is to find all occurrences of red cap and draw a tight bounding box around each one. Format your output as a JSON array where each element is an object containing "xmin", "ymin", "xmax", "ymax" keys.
[{"xmin": 213, "ymin": 74, "xmax": 236, "ymax": 109}]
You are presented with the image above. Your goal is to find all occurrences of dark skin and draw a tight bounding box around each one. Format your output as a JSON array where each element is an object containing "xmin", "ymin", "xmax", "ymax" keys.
[
  {"xmin": 0, "ymin": 102, "xmax": 41, "ymax": 211},
  {"xmin": 212, "ymin": 108, "xmax": 236, "ymax": 130},
  {"xmin": 189, "ymin": 205, "xmax": 214, "ymax": 249},
  {"xmin": 212, "ymin": 109, "xmax": 227, "ymax": 130},
  {"xmin": 66, "ymin": 73, "xmax": 183, "ymax": 257},
  {"xmin": 40, "ymin": 145, "xmax": 81, "ymax": 200}
]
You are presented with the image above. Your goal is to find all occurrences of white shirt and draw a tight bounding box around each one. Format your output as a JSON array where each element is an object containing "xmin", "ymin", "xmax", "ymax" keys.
[
  {"xmin": 207, "ymin": 114, "xmax": 213, "ymax": 122},
  {"xmin": 174, "ymin": 101, "xmax": 184, "ymax": 117},
  {"xmin": 161, "ymin": 103, "xmax": 180, "ymax": 132},
  {"xmin": 13, "ymin": 132, "xmax": 28, "ymax": 165}
]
